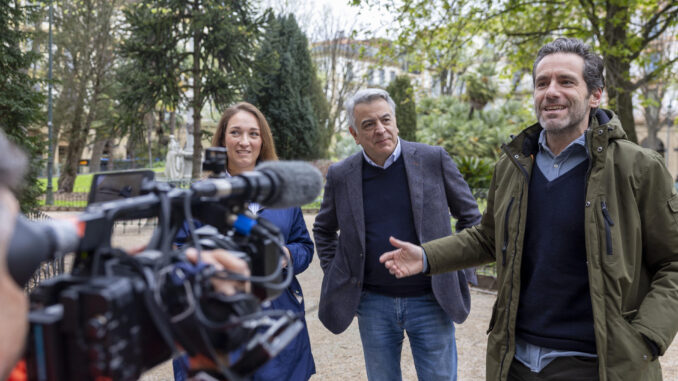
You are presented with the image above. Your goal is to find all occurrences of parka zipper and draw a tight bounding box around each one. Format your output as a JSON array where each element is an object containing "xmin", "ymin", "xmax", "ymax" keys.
[
  {"xmin": 601, "ymin": 201, "xmax": 615, "ymax": 255},
  {"xmin": 501, "ymin": 197, "xmax": 515, "ymax": 266},
  {"xmin": 498, "ymin": 144, "xmax": 530, "ymax": 378}
]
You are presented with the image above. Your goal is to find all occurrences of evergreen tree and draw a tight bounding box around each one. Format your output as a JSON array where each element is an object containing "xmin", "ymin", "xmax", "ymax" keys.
[
  {"xmin": 0, "ymin": 2, "xmax": 45, "ymax": 212},
  {"xmin": 120, "ymin": 0, "xmax": 264, "ymax": 179},
  {"xmin": 386, "ymin": 75, "xmax": 417, "ymax": 142},
  {"xmin": 246, "ymin": 14, "xmax": 329, "ymax": 160}
]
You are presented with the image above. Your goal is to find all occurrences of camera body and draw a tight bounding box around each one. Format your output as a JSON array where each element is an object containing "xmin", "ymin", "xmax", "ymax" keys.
[
  {"xmin": 26, "ymin": 248, "xmax": 261, "ymax": 380},
  {"xmin": 21, "ymin": 151, "xmax": 316, "ymax": 381},
  {"xmin": 27, "ymin": 273, "xmax": 170, "ymax": 380}
]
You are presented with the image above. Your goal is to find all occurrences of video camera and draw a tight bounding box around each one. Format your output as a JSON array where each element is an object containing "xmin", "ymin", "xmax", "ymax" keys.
[{"xmin": 8, "ymin": 149, "xmax": 323, "ymax": 381}]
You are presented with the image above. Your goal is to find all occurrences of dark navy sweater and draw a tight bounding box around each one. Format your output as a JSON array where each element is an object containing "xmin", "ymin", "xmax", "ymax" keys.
[
  {"xmin": 362, "ymin": 155, "xmax": 431, "ymax": 296},
  {"xmin": 516, "ymin": 160, "xmax": 596, "ymax": 353}
]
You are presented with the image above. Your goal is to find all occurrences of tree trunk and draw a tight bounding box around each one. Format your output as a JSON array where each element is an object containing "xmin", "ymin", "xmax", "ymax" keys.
[
  {"xmin": 440, "ymin": 69, "xmax": 451, "ymax": 95},
  {"xmin": 57, "ymin": 124, "xmax": 88, "ymax": 192},
  {"xmin": 157, "ymin": 109, "xmax": 166, "ymax": 146},
  {"xmin": 641, "ymin": 86, "xmax": 663, "ymax": 152},
  {"xmin": 606, "ymin": 68, "xmax": 638, "ymax": 144},
  {"xmin": 169, "ymin": 110, "xmax": 176, "ymax": 136},
  {"xmin": 127, "ymin": 136, "xmax": 136, "ymax": 169},
  {"xmin": 90, "ymin": 138, "xmax": 106, "ymax": 173},
  {"xmin": 617, "ymin": 90, "xmax": 637, "ymax": 144},
  {"xmin": 146, "ymin": 112, "xmax": 154, "ymax": 168},
  {"xmin": 57, "ymin": 79, "xmax": 89, "ymax": 192},
  {"xmin": 603, "ymin": 4, "xmax": 637, "ymax": 143},
  {"xmin": 191, "ymin": 24, "xmax": 203, "ymax": 180}
]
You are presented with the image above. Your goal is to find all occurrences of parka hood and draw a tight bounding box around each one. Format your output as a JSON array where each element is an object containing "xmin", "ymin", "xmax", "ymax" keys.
[{"xmin": 503, "ymin": 108, "xmax": 625, "ymax": 158}]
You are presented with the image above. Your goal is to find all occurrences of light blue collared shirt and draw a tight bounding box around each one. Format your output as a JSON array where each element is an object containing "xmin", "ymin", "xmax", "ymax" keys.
[
  {"xmin": 535, "ymin": 130, "xmax": 588, "ymax": 181},
  {"xmin": 362, "ymin": 138, "xmax": 402, "ymax": 169},
  {"xmin": 515, "ymin": 128, "xmax": 596, "ymax": 373}
]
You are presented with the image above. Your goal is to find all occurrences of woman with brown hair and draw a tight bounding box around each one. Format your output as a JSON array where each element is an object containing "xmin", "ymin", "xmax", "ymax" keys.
[
  {"xmin": 174, "ymin": 102, "xmax": 316, "ymax": 381},
  {"xmin": 211, "ymin": 102, "xmax": 279, "ymax": 172}
]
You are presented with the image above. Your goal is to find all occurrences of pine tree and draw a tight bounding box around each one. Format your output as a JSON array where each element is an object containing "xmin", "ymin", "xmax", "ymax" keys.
[
  {"xmin": 120, "ymin": 0, "xmax": 264, "ymax": 179},
  {"xmin": 386, "ymin": 75, "xmax": 417, "ymax": 142},
  {"xmin": 0, "ymin": 2, "xmax": 45, "ymax": 212},
  {"xmin": 246, "ymin": 14, "xmax": 329, "ymax": 160}
]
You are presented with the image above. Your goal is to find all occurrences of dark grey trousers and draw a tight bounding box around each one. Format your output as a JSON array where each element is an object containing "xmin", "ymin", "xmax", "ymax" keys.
[{"xmin": 507, "ymin": 356, "xmax": 599, "ymax": 381}]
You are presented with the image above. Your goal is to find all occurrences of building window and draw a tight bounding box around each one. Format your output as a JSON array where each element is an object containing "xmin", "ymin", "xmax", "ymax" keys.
[
  {"xmin": 379, "ymin": 69, "xmax": 385, "ymax": 85},
  {"xmin": 367, "ymin": 69, "xmax": 374, "ymax": 85},
  {"xmin": 390, "ymin": 70, "xmax": 396, "ymax": 82},
  {"xmin": 58, "ymin": 145, "xmax": 67, "ymax": 163}
]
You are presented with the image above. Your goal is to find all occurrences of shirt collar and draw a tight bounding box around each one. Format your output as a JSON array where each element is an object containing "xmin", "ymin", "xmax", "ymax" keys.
[
  {"xmin": 362, "ymin": 138, "xmax": 402, "ymax": 169},
  {"xmin": 538, "ymin": 130, "xmax": 587, "ymax": 159}
]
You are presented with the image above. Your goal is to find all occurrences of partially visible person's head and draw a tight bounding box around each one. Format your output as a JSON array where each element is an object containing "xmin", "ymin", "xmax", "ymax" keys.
[
  {"xmin": 345, "ymin": 88, "xmax": 399, "ymax": 166},
  {"xmin": 0, "ymin": 132, "xmax": 27, "ymax": 193},
  {"xmin": 532, "ymin": 38, "xmax": 604, "ymax": 136},
  {"xmin": 0, "ymin": 131, "xmax": 27, "ymax": 379},
  {"xmin": 212, "ymin": 102, "xmax": 278, "ymax": 175}
]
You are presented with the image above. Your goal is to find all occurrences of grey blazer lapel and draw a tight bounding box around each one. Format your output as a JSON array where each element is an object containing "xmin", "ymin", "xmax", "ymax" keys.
[
  {"xmin": 403, "ymin": 141, "xmax": 424, "ymax": 242},
  {"xmin": 344, "ymin": 154, "xmax": 366, "ymax": 254}
]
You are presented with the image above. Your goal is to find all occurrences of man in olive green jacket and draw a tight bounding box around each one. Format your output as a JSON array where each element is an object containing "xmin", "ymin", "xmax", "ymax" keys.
[{"xmin": 380, "ymin": 38, "xmax": 678, "ymax": 380}]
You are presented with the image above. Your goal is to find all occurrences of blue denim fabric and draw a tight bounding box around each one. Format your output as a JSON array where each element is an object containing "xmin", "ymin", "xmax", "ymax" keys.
[{"xmin": 356, "ymin": 291, "xmax": 457, "ymax": 381}]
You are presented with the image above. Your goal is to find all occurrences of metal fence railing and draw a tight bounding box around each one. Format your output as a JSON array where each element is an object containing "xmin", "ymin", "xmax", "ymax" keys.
[
  {"xmin": 24, "ymin": 211, "xmax": 68, "ymax": 292},
  {"xmin": 23, "ymin": 210, "xmax": 160, "ymax": 292},
  {"xmin": 40, "ymin": 179, "xmax": 194, "ymax": 209}
]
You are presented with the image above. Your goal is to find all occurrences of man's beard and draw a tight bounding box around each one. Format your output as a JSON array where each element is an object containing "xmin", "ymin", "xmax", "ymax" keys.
[{"xmin": 536, "ymin": 100, "xmax": 590, "ymax": 136}]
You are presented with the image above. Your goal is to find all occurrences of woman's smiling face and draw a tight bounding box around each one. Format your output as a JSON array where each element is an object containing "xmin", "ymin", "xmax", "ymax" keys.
[{"xmin": 224, "ymin": 110, "xmax": 262, "ymax": 175}]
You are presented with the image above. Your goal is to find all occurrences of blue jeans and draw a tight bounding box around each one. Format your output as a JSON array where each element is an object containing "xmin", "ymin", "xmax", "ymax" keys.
[{"xmin": 357, "ymin": 291, "xmax": 458, "ymax": 381}]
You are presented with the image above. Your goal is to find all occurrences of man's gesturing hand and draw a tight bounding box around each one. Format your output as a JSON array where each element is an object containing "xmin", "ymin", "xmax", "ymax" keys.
[{"xmin": 379, "ymin": 236, "xmax": 424, "ymax": 278}]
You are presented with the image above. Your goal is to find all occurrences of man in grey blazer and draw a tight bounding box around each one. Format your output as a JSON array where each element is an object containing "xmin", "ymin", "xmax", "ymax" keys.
[{"xmin": 313, "ymin": 88, "xmax": 481, "ymax": 381}]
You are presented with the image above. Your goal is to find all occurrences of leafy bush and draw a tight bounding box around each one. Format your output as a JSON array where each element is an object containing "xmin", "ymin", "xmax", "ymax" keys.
[
  {"xmin": 455, "ymin": 156, "xmax": 494, "ymax": 191},
  {"xmin": 417, "ymin": 96, "xmax": 531, "ymax": 192},
  {"xmin": 417, "ymin": 96, "xmax": 530, "ymax": 160}
]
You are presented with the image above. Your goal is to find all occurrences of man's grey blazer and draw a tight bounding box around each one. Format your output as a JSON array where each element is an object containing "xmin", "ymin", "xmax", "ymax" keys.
[{"xmin": 313, "ymin": 140, "xmax": 482, "ymax": 334}]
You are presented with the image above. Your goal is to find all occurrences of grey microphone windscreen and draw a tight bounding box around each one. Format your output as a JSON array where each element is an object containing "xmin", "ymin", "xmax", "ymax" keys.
[{"xmin": 255, "ymin": 161, "xmax": 323, "ymax": 209}]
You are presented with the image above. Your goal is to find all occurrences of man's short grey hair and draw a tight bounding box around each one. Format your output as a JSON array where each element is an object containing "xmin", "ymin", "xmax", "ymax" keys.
[
  {"xmin": 0, "ymin": 131, "xmax": 27, "ymax": 191},
  {"xmin": 345, "ymin": 88, "xmax": 397, "ymax": 130},
  {"xmin": 532, "ymin": 37, "xmax": 605, "ymax": 94}
]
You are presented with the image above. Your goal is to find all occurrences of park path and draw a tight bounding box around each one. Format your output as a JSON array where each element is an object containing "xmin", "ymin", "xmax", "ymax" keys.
[{"xmin": 46, "ymin": 212, "xmax": 678, "ymax": 380}]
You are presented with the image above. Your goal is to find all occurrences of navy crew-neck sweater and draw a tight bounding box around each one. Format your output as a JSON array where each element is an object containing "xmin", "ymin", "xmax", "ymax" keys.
[
  {"xmin": 516, "ymin": 160, "xmax": 596, "ymax": 353},
  {"xmin": 362, "ymin": 155, "xmax": 431, "ymax": 296}
]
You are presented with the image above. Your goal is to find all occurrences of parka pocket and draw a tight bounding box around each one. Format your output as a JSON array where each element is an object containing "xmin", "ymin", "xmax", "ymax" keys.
[
  {"xmin": 501, "ymin": 197, "xmax": 515, "ymax": 266},
  {"xmin": 486, "ymin": 301, "xmax": 498, "ymax": 334},
  {"xmin": 669, "ymin": 194, "xmax": 678, "ymax": 225},
  {"xmin": 607, "ymin": 313, "xmax": 653, "ymax": 377},
  {"xmin": 601, "ymin": 201, "xmax": 615, "ymax": 255}
]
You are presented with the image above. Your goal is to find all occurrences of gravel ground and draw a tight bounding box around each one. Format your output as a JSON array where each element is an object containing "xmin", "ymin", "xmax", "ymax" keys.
[{"xmin": 47, "ymin": 212, "xmax": 678, "ymax": 380}]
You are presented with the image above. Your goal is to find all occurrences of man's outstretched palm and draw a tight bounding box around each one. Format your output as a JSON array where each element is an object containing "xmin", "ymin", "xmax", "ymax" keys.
[{"xmin": 380, "ymin": 236, "xmax": 424, "ymax": 278}]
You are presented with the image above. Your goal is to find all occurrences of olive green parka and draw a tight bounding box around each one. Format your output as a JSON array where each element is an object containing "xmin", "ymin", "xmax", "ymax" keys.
[{"xmin": 423, "ymin": 109, "xmax": 678, "ymax": 380}]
